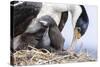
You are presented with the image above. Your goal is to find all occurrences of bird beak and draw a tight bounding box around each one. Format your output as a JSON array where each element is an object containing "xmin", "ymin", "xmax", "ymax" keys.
[{"xmin": 74, "ymin": 28, "xmax": 81, "ymax": 39}]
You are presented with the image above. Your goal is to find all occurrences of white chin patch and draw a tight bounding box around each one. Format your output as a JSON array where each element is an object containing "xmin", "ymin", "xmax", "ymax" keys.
[{"xmin": 40, "ymin": 20, "xmax": 48, "ymax": 26}]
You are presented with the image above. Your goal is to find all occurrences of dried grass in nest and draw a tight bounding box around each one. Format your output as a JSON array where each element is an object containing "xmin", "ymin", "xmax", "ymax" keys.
[{"xmin": 12, "ymin": 46, "xmax": 96, "ymax": 66}]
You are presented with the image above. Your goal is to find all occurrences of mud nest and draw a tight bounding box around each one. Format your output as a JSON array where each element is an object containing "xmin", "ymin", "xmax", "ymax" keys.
[{"xmin": 12, "ymin": 46, "xmax": 96, "ymax": 66}]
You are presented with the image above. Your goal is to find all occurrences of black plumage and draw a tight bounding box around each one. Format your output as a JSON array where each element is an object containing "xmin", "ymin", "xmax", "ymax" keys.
[{"xmin": 75, "ymin": 5, "xmax": 89, "ymax": 36}]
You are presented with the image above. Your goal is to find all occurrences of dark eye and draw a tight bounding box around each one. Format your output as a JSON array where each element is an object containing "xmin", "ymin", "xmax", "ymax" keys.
[
  {"xmin": 77, "ymin": 27, "xmax": 81, "ymax": 32},
  {"xmin": 76, "ymin": 27, "xmax": 81, "ymax": 32}
]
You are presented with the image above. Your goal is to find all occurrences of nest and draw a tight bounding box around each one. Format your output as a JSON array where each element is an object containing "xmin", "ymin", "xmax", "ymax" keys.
[{"xmin": 12, "ymin": 46, "xmax": 96, "ymax": 66}]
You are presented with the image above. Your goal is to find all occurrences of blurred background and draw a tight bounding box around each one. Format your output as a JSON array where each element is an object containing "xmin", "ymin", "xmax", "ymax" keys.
[{"xmin": 61, "ymin": 5, "xmax": 98, "ymax": 59}]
